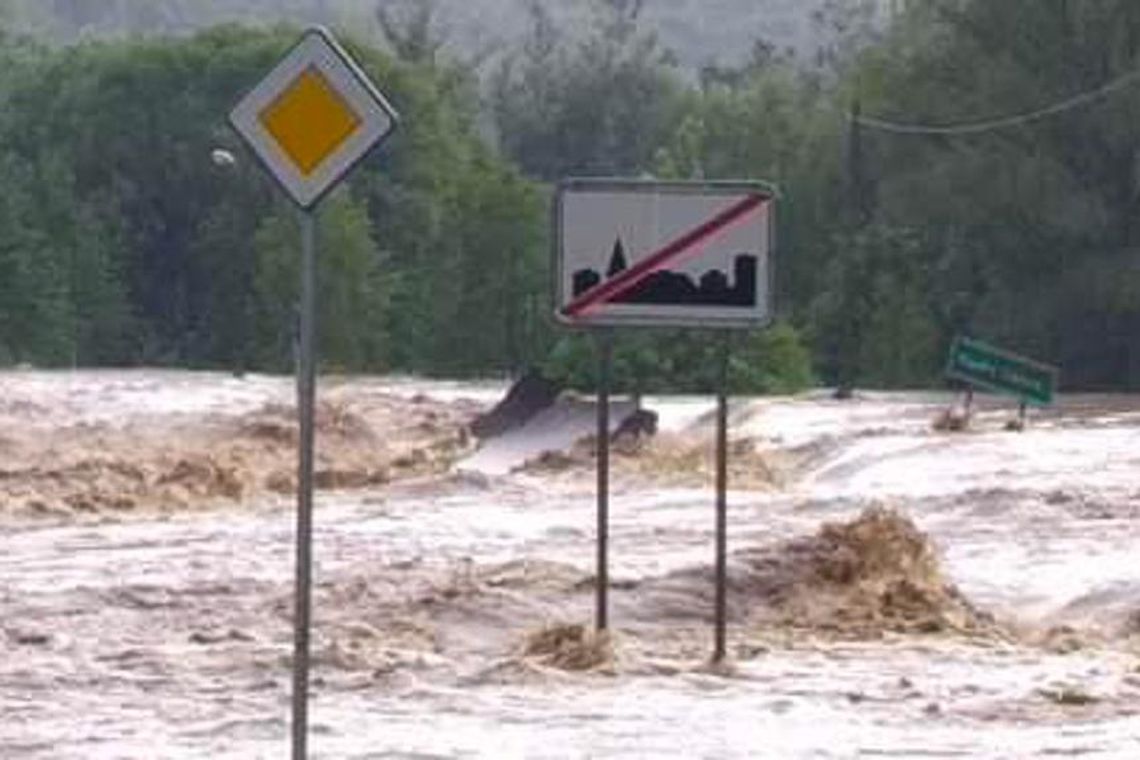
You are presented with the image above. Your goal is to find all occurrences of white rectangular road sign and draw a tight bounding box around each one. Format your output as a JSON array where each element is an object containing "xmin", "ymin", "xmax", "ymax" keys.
[
  {"xmin": 555, "ymin": 179, "xmax": 775, "ymax": 329},
  {"xmin": 229, "ymin": 26, "xmax": 397, "ymax": 209}
]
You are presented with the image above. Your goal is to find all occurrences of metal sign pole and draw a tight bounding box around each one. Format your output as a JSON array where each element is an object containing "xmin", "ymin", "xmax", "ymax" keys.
[
  {"xmin": 292, "ymin": 208, "xmax": 318, "ymax": 760},
  {"xmin": 595, "ymin": 330, "xmax": 613, "ymax": 631},
  {"xmin": 228, "ymin": 27, "xmax": 398, "ymax": 760},
  {"xmin": 713, "ymin": 334, "xmax": 730, "ymax": 662},
  {"xmin": 552, "ymin": 179, "xmax": 776, "ymax": 645}
]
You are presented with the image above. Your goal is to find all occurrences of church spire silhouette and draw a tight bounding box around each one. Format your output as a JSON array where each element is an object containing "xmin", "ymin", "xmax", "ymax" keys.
[{"xmin": 606, "ymin": 238, "xmax": 628, "ymax": 278}]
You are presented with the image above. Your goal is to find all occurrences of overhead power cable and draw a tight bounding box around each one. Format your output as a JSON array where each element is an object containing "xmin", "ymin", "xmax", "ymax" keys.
[{"xmin": 854, "ymin": 66, "xmax": 1140, "ymax": 135}]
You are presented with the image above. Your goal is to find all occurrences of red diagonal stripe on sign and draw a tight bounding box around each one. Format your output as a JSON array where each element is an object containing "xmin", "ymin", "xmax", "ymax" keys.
[{"xmin": 562, "ymin": 192, "xmax": 770, "ymax": 319}]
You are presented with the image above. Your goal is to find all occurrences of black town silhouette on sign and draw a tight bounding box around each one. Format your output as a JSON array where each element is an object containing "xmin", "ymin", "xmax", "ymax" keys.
[{"xmin": 572, "ymin": 238, "xmax": 758, "ymax": 308}]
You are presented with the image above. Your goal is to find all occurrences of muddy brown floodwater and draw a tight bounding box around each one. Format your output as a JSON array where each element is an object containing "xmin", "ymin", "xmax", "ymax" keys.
[{"xmin": 2, "ymin": 372, "xmax": 1140, "ymax": 758}]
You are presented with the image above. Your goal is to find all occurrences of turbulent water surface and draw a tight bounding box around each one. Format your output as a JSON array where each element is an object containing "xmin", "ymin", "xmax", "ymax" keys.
[{"xmin": 2, "ymin": 372, "xmax": 1139, "ymax": 758}]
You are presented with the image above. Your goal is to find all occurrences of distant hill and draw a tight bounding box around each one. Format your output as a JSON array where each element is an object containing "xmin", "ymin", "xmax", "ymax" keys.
[{"xmin": 2, "ymin": 0, "xmax": 881, "ymax": 70}]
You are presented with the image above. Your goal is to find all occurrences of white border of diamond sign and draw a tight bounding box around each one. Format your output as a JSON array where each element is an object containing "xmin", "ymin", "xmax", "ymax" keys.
[
  {"xmin": 229, "ymin": 26, "xmax": 398, "ymax": 209},
  {"xmin": 555, "ymin": 178, "xmax": 776, "ymax": 329}
]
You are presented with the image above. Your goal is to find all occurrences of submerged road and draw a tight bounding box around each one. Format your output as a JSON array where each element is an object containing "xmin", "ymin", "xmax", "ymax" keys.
[{"xmin": 3, "ymin": 378, "xmax": 1140, "ymax": 758}]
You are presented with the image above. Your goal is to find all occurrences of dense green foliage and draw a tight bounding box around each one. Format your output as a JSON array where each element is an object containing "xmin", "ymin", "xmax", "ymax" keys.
[
  {"xmin": 0, "ymin": 24, "xmax": 545, "ymax": 375},
  {"xmin": 544, "ymin": 323, "xmax": 814, "ymax": 396},
  {"xmin": 4, "ymin": 0, "xmax": 1140, "ymax": 392},
  {"xmin": 848, "ymin": 0, "xmax": 1140, "ymax": 390}
]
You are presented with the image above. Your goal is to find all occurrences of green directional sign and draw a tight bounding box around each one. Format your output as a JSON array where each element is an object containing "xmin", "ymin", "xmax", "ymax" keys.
[{"xmin": 946, "ymin": 336, "xmax": 1058, "ymax": 407}]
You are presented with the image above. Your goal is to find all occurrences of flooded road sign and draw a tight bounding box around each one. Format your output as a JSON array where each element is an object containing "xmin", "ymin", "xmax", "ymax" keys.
[
  {"xmin": 229, "ymin": 26, "xmax": 398, "ymax": 760},
  {"xmin": 556, "ymin": 179, "xmax": 775, "ymax": 329},
  {"xmin": 554, "ymin": 178, "xmax": 777, "ymax": 663},
  {"xmin": 946, "ymin": 336, "xmax": 1058, "ymax": 407},
  {"xmin": 229, "ymin": 26, "xmax": 397, "ymax": 209}
]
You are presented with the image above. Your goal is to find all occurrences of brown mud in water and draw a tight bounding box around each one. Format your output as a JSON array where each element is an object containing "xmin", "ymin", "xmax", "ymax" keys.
[
  {"xmin": 0, "ymin": 385, "xmax": 480, "ymax": 520},
  {"xmin": 634, "ymin": 507, "xmax": 999, "ymax": 642},
  {"xmin": 522, "ymin": 624, "xmax": 615, "ymax": 671},
  {"xmin": 5, "ymin": 380, "xmax": 1140, "ymax": 757},
  {"xmin": 740, "ymin": 507, "xmax": 995, "ymax": 636},
  {"xmin": 522, "ymin": 431, "xmax": 791, "ymax": 490},
  {"xmin": 289, "ymin": 509, "xmax": 1002, "ymax": 694}
]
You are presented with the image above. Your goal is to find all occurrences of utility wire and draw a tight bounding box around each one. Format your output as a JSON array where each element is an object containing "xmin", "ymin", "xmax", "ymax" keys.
[{"xmin": 854, "ymin": 67, "xmax": 1140, "ymax": 135}]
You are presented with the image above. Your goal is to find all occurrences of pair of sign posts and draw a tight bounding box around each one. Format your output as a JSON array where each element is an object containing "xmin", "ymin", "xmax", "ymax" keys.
[
  {"xmin": 945, "ymin": 336, "xmax": 1059, "ymax": 422},
  {"xmin": 555, "ymin": 179, "xmax": 776, "ymax": 661}
]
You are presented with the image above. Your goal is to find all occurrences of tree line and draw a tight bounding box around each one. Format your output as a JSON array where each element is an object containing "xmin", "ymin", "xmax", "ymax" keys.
[{"xmin": 1, "ymin": 0, "xmax": 1138, "ymax": 392}]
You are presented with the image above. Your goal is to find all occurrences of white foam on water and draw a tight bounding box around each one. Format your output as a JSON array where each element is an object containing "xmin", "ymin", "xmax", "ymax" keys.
[{"xmin": 4, "ymin": 374, "xmax": 1140, "ymax": 758}]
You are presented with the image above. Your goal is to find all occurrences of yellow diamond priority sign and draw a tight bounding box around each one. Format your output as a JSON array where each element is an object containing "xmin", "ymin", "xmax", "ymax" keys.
[
  {"xmin": 230, "ymin": 27, "xmax": 397, "ymax": 208},
  {"xmin": 260, "ymin": 68, "xmax": 362, "ymax": 177}
]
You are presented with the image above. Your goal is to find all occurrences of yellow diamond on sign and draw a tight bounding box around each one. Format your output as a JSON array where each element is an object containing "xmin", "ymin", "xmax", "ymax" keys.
[
  {"xmin": 259, "ymin": 67, "xmax": 362, "ymax": 177},
  {"xmin": 230, "ymin": 27, "xmax": 397, "ymax": 208}
]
